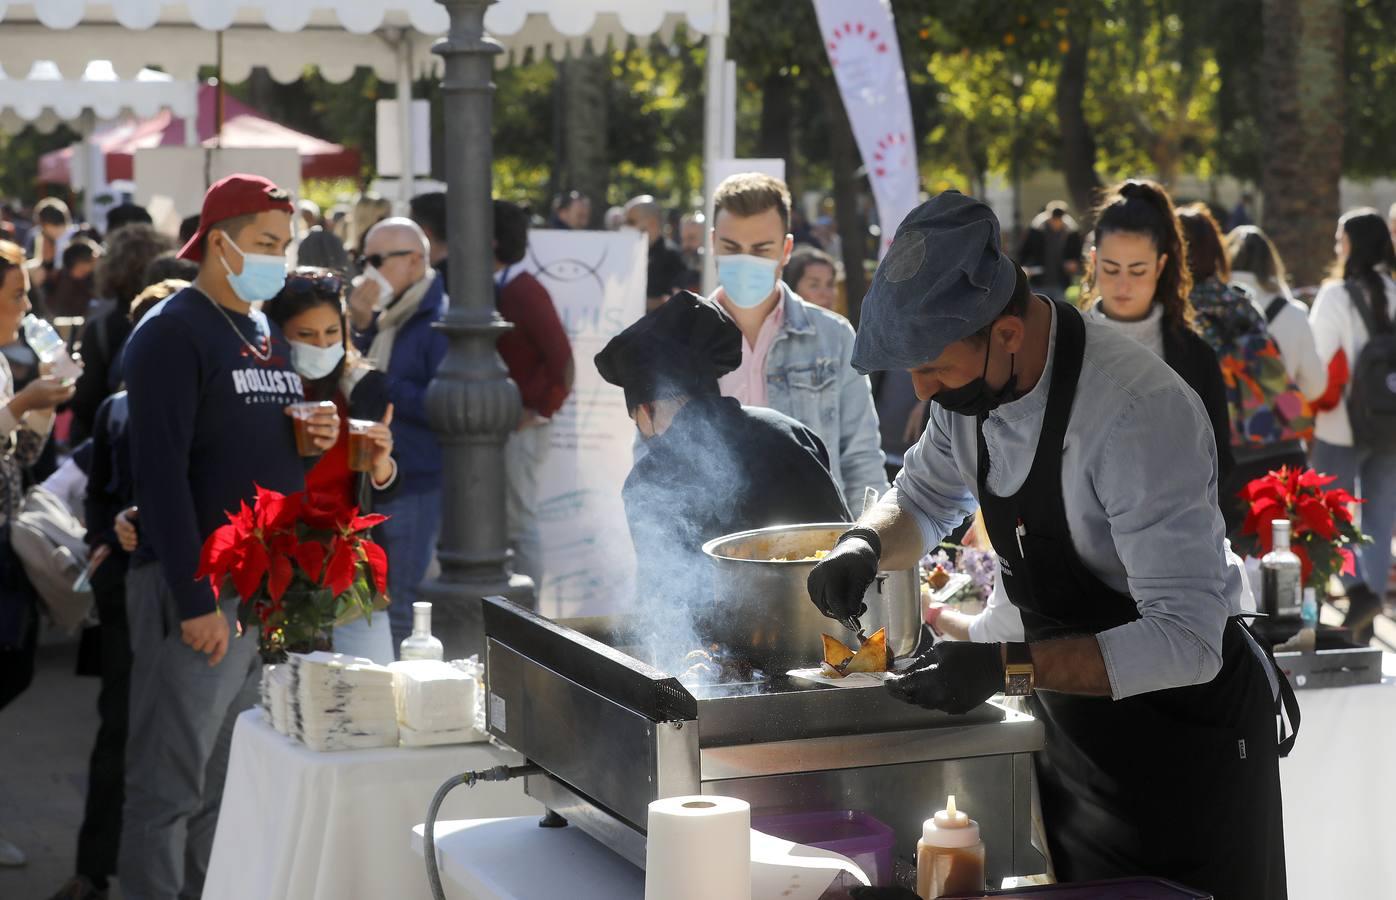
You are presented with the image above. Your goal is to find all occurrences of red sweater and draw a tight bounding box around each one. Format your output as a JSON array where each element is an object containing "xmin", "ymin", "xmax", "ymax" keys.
[{"xmin": 496, "ymin": 271, "xmax": 573, "ymax": 418}]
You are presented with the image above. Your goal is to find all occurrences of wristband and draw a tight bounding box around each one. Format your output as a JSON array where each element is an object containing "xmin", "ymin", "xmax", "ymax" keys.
[{"xmin": 836, "ymin": 526, "xmax": 882, "ymax": 561}]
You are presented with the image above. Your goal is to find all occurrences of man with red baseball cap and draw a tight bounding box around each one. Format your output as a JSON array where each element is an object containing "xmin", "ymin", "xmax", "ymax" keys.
[{"xmin": 119, "ymin": 174, "xmax": 339, "ymax": 899}]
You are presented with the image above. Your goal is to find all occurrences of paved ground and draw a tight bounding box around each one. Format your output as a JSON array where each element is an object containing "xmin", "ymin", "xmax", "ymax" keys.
[{"xmin": 0, "ymin": 633, "xmax": 113, "ymax": 900}]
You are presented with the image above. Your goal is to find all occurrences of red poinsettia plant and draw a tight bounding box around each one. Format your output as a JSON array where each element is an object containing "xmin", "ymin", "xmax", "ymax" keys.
[
  {"xmin": 1234, "ymin": 466, "xmax": 1369, "ymax": 589},
  {"xmin": 196, "ymin": 485, "xmax": 389, "ymax": 654}
]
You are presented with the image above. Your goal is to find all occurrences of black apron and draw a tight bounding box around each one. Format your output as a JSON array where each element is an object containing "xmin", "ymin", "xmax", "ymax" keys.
[{"xmin": 975, "ymin": 300, "xmax": 1293, "ymax": 900}]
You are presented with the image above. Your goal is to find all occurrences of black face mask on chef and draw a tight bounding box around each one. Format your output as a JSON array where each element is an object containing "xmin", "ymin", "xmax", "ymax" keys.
[{"xmin": 932, "ymin": 338, "xmax": 1018, "ymax": 418}]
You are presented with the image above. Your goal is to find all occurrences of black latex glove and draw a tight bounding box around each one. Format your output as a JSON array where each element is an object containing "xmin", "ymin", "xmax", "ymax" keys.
[
  {"xmin": 806, "ymin": 537, "xmax": 880, "ymax": 622},
  {"xmin": 849, "ymin": 887, "xmax": 923, "ymax": 900},
  {"xmin": 884, "ymin": 640, "xmax": 1004, "ymax": 714}
]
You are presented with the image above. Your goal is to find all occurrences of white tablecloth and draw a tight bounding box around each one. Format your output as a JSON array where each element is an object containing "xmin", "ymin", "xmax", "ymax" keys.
[
  {"xmin": 204, "ymin": 710, "xmax": 540, "ymax": 900},
  {"xmin": 411, "ymin": 818, "xmax": 871, "ymax": 900},
  {"xmin": 1281, "ymin": 653, "xmax": 1396, "ymax": 900}
]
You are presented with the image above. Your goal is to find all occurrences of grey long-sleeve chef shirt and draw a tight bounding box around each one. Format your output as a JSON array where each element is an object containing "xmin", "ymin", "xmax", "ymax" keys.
[{"xmin": 887, "ymin": 303, "xmax": 1245, "ymax": 700}]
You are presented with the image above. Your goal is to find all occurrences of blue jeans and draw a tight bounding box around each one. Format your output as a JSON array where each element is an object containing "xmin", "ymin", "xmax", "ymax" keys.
[
  {"xmin": 375, "ymin": 489, "xmax": 442, "ymax": 652},
  {"xmin": 1310, "ymin": 440, "xmax": 1396, "ymax": 595}
]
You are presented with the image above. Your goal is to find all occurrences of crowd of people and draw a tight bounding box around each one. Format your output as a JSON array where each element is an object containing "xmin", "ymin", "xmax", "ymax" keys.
[{"xmin": 0, "ymin": 166, "xmax": 1392, "ymax": 898}]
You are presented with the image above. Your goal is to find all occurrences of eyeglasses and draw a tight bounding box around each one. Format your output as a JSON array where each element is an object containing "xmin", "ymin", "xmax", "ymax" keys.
[
  {"xmin": 356, "ymin": 249, "xmax": 416, "ymax": 270},
  {"xmin": 284, "ymin": 271, "xmax": 345, "ymax": 298}
]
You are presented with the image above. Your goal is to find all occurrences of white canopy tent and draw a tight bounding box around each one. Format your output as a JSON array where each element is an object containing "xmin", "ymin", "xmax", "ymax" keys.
[
  {"xmin": 0, "ymin": 59, "xmax": 200, "ymax": 222},
  {"xmin": 0, "ymin": 1, "xmax": 734, "ymax": 204}
]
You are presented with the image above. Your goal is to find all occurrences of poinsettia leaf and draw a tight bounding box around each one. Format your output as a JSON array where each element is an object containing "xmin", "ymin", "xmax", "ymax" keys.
[
  {"xmin": 231, "ymin": 541, "xmax": 270, "ymax": 603},
  {"xmin": 362, "ymin": 540, "xmax": 389, "ymax": 595},
  {"xmin": 1299, "ymin": 469, "xmax": 1338, "ymax": 491},
  {"xmin": 1297, "ymin": 496, "xmax": 1337, "ymax": 541},
  {"xmin": 196, "ymin": 524, "xmax": 238, "ymax": 582},
  {"xmin": 348, "ymin": 513, "xmax": 389, "ymax": 533},
  {"xmin": 267, "ymin": 555, "xmax": 294, "ymax": 602},
  {"xmin": 294, "ymin": 541, "xmax": 327, "ymax": 584},
  {"xmin": 325, "ymin": 538, "xmax": 357, "ymax": 596}
]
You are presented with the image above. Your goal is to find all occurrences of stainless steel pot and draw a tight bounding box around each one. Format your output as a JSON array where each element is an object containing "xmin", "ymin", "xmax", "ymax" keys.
[{"xmin": 700, "ymin": 523, "xmax": 924, "ymax": 672}]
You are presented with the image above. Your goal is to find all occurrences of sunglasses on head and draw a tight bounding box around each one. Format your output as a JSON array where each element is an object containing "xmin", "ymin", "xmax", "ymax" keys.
[
  {"xmin": 284, "ymin": 271, "xmax": 345, "ymax": 298},
  {"xmin": 356, "ymin": 249, "xmax": 415, "ymax": 270}
]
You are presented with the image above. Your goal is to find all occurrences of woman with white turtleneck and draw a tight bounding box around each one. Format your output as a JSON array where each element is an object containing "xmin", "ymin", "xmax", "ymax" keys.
[{"xmin": 1078, "ymin": 179, "xmax": 1235, "ymax": 484}]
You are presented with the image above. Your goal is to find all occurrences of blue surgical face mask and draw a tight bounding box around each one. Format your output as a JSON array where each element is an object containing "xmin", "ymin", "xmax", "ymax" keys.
[
  {"xmin": 289, "ymin": 340, "xmax": 345, "ymax": 381},
  {"xmin": 717, "ymin": 254, "xmax": 780, "ymax": 308},
  {"xmin": 218, "ymin": 230, "xmax": 287, "ymax": 303}
]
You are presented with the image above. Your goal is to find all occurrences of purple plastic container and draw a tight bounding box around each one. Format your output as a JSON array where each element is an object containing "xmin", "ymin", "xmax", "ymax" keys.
[{"xmin": 751, "ymin": 810, "xmax": 896, "ymax": 887}]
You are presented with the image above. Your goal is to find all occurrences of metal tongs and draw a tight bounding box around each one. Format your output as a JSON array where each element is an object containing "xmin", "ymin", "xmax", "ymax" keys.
[{"xmin": 832, "ymin": 615, "xmax": 869, "ymax": 675}]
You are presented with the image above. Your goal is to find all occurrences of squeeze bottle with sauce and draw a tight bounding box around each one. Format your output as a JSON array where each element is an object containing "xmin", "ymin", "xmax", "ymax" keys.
[{"xmin": 917, "ymin": 795, "xmax": 986, "ymax": 899}]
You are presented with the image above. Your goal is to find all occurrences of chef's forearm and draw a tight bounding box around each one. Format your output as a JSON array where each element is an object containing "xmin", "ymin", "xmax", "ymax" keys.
[
  {"xmin": 1029, "ymin": 637, "xmax": 1113, "ymax": 696},
  {"xmin": 858, "ymin": 499, "xmax": 926, "ymax": 570}
]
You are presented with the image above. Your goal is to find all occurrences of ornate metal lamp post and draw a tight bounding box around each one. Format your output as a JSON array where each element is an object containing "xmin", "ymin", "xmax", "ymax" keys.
[{"xmin": 423, "ymin": 0, "xmax": 533, "ymax": 659}]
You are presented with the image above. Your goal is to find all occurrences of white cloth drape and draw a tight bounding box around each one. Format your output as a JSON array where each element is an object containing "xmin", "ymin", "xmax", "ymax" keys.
[{"xmin": 203, "ymin": 710, "xmax": 540, "ymax": 900}]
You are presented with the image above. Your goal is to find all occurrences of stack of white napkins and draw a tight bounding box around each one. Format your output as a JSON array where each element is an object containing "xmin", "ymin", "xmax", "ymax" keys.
[
  {"xmin": 260, "ymin": 663, "xmax": 296, "ymax": 735},
  {"xmin": 290, "ymin": 651, "xmax": 400, "ymax": 751},
  {"xmin": 387, "ymin": 659, "xmax": 486, "ymax": 746}
]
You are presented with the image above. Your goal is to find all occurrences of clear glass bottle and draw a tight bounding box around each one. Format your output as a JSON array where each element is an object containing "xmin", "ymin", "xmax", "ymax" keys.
[
  {"xmin": 1261, "ymin": 519, "xmax": 1302, "ymax": 618},
  {"xmin": 399, "ymin": 601, "xmax": 444, "ymax": 661}
]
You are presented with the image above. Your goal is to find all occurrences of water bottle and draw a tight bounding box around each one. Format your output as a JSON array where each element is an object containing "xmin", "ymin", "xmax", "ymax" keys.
[
  {"xmin": 22, "ymin": 314, "xmax": 63, "ymax": 361},
  {"xmin": 399, "ymin": 601, "xmax": 444, "ymax": 661},
  {"xmin": 23, "ymin": 315, "xmax": 82, "ymax": 383}
]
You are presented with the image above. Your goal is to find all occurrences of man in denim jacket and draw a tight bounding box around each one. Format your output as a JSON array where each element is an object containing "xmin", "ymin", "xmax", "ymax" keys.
[{"xmin": 708, "ymin": 173, "xmax": 888, "ymax": 510}]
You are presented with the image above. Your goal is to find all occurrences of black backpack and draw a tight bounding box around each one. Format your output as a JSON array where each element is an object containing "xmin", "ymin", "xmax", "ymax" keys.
[{"xmin": 1344, "ymin": 279, "xmax": 1396, "ymax": 451}]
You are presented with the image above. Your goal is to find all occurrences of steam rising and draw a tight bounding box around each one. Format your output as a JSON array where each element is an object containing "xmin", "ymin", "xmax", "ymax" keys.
[{"xmin": 620, "ymin": 389, "xmax": 747, "ymax": 676}]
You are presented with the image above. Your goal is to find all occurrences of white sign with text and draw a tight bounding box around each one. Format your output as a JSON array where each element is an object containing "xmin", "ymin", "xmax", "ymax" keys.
[{"xmin": 522, "ymin": 228, "xmax": 647, "ymax": 618}]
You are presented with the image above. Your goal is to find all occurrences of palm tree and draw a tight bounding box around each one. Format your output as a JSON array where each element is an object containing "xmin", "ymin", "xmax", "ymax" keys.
[{"xmin": 1260, "ymin": 0, "xmax": 1344, "ymax": 287}]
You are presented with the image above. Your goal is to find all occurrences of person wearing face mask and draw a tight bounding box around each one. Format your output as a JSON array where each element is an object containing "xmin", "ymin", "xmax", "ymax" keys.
[
  {"xmin": 807, "ymin": 192, "xmax": 1295, "ymax": 900},
  {"xmin": 595, "ymin": 291, "xmax": 848, "ymax": 615},
  {"xmin": 119, "ymin": 174, "xmax": 340, "ymax": 900},
  {"xmin": 264, "ymin": 267, "xmax": 397, "ymax": 662},
  {"xmin": 346, "ymin": 217, "xmax": 447, "ymax": 651},
  {"xmin": 708, "ymin": 172, "xmax": 888, "ymax": 513}
]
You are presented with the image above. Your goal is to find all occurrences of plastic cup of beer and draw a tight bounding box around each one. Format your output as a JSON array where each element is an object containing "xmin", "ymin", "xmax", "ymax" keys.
[
  {"xmin": 288, "ymin": 400, "xmax": 336, "ymax": 456},
  {"xmin": 347, "ymin": 419, "xmax": 378, "ymax": 473}
]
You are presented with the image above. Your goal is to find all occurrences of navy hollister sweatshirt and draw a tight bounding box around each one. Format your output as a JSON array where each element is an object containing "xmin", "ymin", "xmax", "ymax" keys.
[{"xmin": 125, "ymin": 287, "xmax": 307, "ymax": 621}]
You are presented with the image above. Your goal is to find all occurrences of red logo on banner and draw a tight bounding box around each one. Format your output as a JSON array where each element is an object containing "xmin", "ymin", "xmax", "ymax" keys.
[
  {"xmin": 826, "ymin": 19, "xmax": 890, "ymax": 67},
  {"xmin": 871, "ymin": 131, "xmax": 912, "ymax": 179}
]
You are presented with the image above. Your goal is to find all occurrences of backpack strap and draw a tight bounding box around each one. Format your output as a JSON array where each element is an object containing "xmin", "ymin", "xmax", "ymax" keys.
[
  {"xmin": 1346, "ymin": 278, "xmax": 1386, "ymax": 337},
  {"xmin": 1264, "ymin": 295, "xmax": 1287, "ymax": 324}
]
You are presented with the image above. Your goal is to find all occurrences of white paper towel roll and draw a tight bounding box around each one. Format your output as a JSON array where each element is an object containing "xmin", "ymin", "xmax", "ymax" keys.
[{"xmin": 645, "ymin": 795, "xmax": 752, "ymax": 900}]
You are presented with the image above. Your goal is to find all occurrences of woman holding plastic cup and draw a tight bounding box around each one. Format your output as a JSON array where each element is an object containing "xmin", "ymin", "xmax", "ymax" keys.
[{"xmin": 266, "ymin": 266, "xmax": 398, "ymax": 663}]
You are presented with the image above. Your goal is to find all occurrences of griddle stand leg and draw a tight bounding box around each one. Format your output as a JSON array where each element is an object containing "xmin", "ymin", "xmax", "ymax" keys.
[{"xmin": 539, "ymin": 809, "xmax": 568, "ymax": 829}]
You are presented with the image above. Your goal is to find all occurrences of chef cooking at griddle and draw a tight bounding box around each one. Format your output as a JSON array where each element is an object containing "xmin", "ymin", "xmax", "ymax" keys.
[
  {"xmin": 595, "ymin": 291, "xmax": 849, "ymax": 610},
  {"xmin": 806, "ymin": 192, "xmax": 1297, "ymax": 900}
]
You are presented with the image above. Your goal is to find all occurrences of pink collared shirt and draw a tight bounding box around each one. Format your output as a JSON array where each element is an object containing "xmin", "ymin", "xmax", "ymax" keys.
[{"xmin": 718, "ymin": 298, "xmax": 784, "ymax": 407}]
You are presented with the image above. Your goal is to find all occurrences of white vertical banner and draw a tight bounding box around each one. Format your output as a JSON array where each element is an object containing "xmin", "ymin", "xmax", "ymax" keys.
[
  {"xmin": 812, "ymin": 0, "xmax": 919, "ymax": 257},
  {"xmin": 522, "ymin": 229, "xmax": 647, "ymax": 619}
]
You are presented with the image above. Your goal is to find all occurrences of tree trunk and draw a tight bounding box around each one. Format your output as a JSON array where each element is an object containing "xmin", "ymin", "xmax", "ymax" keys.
[
  {"xmin": 1055, "ymin": 3, "xmax": 1102, "ymax": 229},
  {"xmin": 557, "ymin": 47, "xmax": 609, "ymax": 227},
  {"xmin": 1260, "ymin": 0, "xmax": 1344, "ymax": 287},
  {"xmin": 758, "ymin": 72, "xmax": 796, "ymax": 191},
  {"xmin": 824, "ymin": 79, "xmax": 867, "ymax": 326}
]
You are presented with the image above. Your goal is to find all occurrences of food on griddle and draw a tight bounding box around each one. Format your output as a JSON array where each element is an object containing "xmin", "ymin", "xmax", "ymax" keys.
[
  {"xmin": 680, "ymin": 660, "xmax": 720, "ymax": 684},
  {"xmin": 926, "ymin": 564, "xmax": 952, "ymax": 590},
  {"xmin": 769, "ymin": 549, "xmax": 832, "ymax": 562},
  {"xmin": 819, "ymin": 627, "xmax": 891, "ymax": 678}
]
